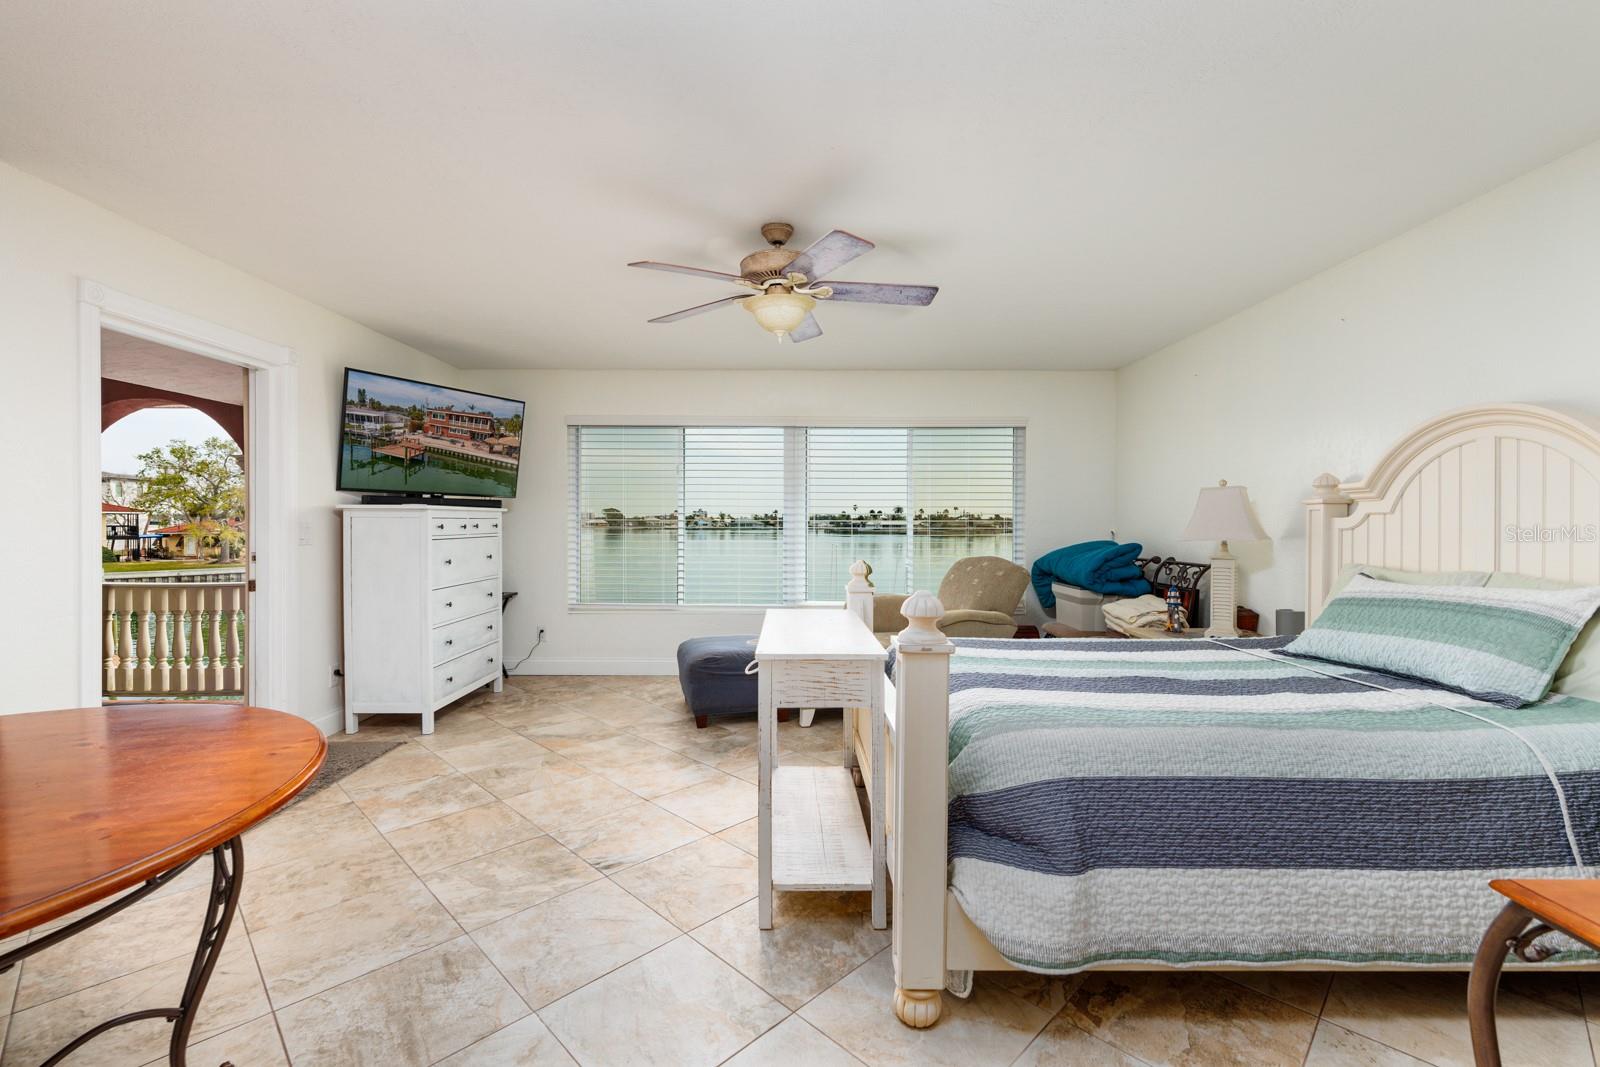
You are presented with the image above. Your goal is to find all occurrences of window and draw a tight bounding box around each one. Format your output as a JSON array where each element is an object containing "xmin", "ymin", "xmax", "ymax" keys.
[{"xmin": 569, "ymin": 424, "xmax": 1024, "ymax": 606}]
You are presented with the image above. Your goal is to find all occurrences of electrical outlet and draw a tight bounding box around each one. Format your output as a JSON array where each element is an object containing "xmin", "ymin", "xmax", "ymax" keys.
[{"xmin": 330, "ymin": 665, "xmax": 342, "ymax": 689}]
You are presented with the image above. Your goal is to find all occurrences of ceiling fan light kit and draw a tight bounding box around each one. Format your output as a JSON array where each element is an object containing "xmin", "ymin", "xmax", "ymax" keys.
[
  {"xmin": 629, "ymin": 222, "xmax": 939, "ymax": 344},
  {"xmin": 743, "ymin": 289, "xmax": 816, "ymax": 341}
]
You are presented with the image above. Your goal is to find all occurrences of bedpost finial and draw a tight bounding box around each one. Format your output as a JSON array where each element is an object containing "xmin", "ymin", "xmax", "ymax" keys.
[
  {"xmin": 846, "ymin": 559, "xmax": 874, "ymax": 593},
  {"xmin": 1308, "ymin": 472, "xmax": 1349, "ymax": 503},
  {"xmin": 897, "ymin": 590, "xmax": 949, "ymax": 647}
]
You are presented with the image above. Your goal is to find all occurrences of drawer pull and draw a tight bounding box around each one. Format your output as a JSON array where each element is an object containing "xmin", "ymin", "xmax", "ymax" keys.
[
  {"xmin": 445, "ymin": 675, "xmax": 454, "ymax": 684},
  {"xmin": 487, "ymin": 657, "xmax": 495, "ymax": 663},
  {"xmin": 472, "ymin": 522, "xmax": 480, "ymax": 529},
  {"xmin": 445, "ymin": 639, "xmax": 454, "ymax": 646},
  {"xmin": 434, "ymin": 523, "xmax": 444, "ymax": 530},
  {"xmin": 459, "ymin": 523, "xmax": 468, "ymax": 529},
  {"xmin": 444, "ymin": 601, "xmax": 453, "ymax": 608},
  {"xmin": 485, "ymin": 591, "xmax": 493, "ymax": 598},
  {"xmin": 487, "ymin": 624, "xmax": 494, "ymax": 631},
  {"xmin": 486, "ymin": 553, "xmax": 494, "ymax": 560},
  {"xmin": 444, "ymin": 558, "xmax": 452, "ymax": 565}
]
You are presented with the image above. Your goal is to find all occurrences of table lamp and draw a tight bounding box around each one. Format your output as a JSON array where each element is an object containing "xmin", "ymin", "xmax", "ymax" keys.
[{"xmin": 1181, "ymin": 480, "xmax": 1269, "ymax": 638}]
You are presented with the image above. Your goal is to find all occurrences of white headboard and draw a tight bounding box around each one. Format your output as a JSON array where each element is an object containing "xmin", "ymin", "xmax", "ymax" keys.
[{"xmin": 1305, "ymin": 403, "xmax": 1600, "ymax": 622}]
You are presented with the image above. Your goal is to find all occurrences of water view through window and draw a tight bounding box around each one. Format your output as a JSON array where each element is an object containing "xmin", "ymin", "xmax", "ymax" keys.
[{"xmin": 572, "ymin": 425, "xmax": 1021, "ymax": 605}]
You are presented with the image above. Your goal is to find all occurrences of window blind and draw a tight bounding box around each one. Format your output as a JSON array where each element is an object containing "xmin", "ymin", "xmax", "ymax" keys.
[
  {"xmin": 570, "ymin": 426, "xmax": 680, "ymax": 604},
  {"xmin": 805, "ymin": 427, "xmax": 909, "ymax": 601},
  {"xmin": 909, "ymin": 427, "xmax": 1021, "ymax": 592},
  {"xmin": 570, "ymin": 423, "xmax": 1025, "ymax": 606},
  {"xmin": 682, "ymin": 427, "xmax": 786, "ymax": 605}
]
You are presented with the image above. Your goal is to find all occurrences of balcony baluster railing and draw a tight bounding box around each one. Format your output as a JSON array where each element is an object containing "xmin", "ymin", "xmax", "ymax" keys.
[{"xmin": 102, "ymin": 582, "xmax": 246, "ymax": 699}]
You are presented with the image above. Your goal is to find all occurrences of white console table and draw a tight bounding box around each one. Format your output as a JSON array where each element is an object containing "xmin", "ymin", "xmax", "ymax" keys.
[{"xmin": 755, "ymin": 608, "xmax": 887, "ymax": 930}]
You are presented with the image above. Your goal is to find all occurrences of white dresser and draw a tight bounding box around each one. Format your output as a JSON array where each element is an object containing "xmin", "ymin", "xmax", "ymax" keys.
[{"xmin": 340, "ymin": 505, "xmax": 505, "ymax": 734}]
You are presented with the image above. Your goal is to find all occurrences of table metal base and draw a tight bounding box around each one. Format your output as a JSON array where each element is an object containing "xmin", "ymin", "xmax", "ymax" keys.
[
  {"xmin": 0, "ymin": 836, "xmax": 244, "ymax": 1067},
  {"xmin": 1467, "ymin": 900, "xmax": 1566, "ymax": 1067}
]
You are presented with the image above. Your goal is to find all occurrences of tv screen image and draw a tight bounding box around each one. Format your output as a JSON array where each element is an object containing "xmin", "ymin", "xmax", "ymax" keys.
[{"xmin": 338, "ymin": 369, "xmax": 525, "ymax": 499}]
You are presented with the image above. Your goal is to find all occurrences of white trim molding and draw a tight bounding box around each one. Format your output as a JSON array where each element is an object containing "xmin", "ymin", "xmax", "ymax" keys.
[{"xmin": 79, "ymin": 280, "xmax": 300, "ymax": 713}]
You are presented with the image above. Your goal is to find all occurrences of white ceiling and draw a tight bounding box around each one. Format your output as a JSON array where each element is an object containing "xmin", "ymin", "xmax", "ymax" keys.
[{"xmin": 5, "ymin": 3, "xmax": 1600, "ymax": 371}]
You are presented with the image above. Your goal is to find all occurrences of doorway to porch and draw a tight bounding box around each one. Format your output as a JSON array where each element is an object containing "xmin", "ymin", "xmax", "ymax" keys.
[
  {"xmin": 79, "ymin": 281, "xmax": 298, "ymax": 715},
  {"xmin": 99, "ymin": 330, "xmax": 250, "ymax": 703}
]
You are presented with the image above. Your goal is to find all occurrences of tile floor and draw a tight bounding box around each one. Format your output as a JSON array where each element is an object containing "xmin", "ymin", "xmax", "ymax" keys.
[{"xmin": 3, "ymin": 674, "xmax": 1598, "ymax": 1066}]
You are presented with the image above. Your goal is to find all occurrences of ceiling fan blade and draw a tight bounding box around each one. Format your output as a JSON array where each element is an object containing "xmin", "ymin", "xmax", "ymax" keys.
[
  {"xmin": 629, "ymin": 261, "xmax": 743, "ymax": 283},
  {"xmin": 647, "ymin": 295, "xmax": 747, "ymax": 323},
  {"xmin": 788, "ymin": 312, "xmax": 822, "ymax": 343},
  {"xmin": 820, "ymin": 281, "xmax": 939, "ymax": 306},
  {"xmin": 786, "ymin": 230, "xmax": 873, "ymax": 281}
]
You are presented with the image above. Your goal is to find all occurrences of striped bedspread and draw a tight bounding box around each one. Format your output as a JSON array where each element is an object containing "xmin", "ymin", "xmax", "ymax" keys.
[{"xmin": 935, "ymin": 636, "xmax": 1600, "ymax": 973}]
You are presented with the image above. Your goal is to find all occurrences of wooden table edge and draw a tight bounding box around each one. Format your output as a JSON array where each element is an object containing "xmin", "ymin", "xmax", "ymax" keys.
[
  {"xmin": 1488, "ymin": 878, "xmax": 1600, "ymax": 950},
  {"xmin": 0, "ymin": 729, "xmax": 327, "ymax": 940}
]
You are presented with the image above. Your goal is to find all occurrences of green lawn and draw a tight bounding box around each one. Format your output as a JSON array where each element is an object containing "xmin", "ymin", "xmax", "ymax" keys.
[{"xmin": 102, "ymin": 560, "xmax": 242, "ymax": 574}]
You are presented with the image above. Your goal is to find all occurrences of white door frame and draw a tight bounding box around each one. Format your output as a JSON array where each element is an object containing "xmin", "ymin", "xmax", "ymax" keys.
[{"xmin": 79, "ymin": 279, "xmax": 299, "ymax": 711}]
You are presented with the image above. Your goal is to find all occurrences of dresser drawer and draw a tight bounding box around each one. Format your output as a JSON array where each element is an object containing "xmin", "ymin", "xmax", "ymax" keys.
[
  {"xmin": 429, "ymin": 536, "xmax": 499, "ymax": 587},
  {"xmin": 433, "ymin": 645, "xmax": 500, "ymax": 699},
  {"xmin": 431, "ymin": 578, "xmax": 500, "ymax": 624},
  {"xmin": 431, "ymin": 610, "xmax": 500, "ymax": 666},
  {"xmin": 429, "ymin": 515, "xmax": 503, "ymax": 538}
]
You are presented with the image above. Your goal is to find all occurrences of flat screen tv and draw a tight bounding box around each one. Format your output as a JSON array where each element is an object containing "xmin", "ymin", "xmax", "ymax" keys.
[{"xmin": 338, "ymin": 368, "xmax": 525, "ymax": 501}]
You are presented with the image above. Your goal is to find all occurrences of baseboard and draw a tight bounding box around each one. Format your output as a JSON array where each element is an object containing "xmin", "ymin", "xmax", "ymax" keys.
[
  {"xmin": 511, "ymin": 657, "xmax": 677, "ymax": 677},
  {"xmin": 306, "ymin": 704, "xmax": 344, "ymax": 738}
]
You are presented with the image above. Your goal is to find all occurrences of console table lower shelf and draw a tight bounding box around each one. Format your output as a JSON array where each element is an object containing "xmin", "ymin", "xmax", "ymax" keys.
[{"xmin": 770, "ymin": 766, "xmax": 873, "ymax": 891}]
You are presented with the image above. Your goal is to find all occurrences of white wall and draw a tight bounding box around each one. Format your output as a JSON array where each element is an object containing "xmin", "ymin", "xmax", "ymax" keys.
[
  {"xmin": 457, "ymin": 369, "xmax": 1117, "ymax": 674},
  {"xmin": 1115, "ymin": 140, "xmax": 1600, "ymax": 631},
  {"xmin": 0, "ymin": 160, "xmax": 461, "ymax": 726}
]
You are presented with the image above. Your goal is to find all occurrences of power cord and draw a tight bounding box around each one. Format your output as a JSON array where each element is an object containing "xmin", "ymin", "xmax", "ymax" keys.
[{"xmin": 504, "ymin": 627, "xmax": 546, "ymax": 674}]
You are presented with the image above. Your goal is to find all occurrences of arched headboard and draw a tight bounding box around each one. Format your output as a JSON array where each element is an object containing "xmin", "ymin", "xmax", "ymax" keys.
[{"xmin": 1305, "ymin": 403, "xmax": 1600, "ymax": 622}]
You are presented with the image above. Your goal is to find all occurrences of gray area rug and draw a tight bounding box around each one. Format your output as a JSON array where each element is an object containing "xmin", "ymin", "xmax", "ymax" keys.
[{"xmin": 283, "ymin": 740, "xmax": 404, "ymax": 809}]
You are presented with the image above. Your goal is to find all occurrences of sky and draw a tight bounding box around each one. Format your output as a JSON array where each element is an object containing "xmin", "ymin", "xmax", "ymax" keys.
[
  {"xmin": 346, "ymin": 370, "xmax": 523, "ymax": 420},
  {"xmin": 101, "ymin": 407, "xmax": 231, "ymax": 474}
]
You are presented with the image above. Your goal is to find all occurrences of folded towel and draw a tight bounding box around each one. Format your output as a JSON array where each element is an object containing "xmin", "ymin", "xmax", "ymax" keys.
[
  {"xmin": 1032, "ymin": 541, "xmax": 1151, "ymax": 608},
  {"xmin": 1103, "ymin": 594, "xmax": 1170, "ymax": 626},
  {"xmin": 1105, "ymin": 594, "xmax": 1188, "ymax": 637}
]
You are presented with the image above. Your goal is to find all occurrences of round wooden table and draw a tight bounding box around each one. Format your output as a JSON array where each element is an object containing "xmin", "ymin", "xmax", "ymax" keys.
[{"xmin": 0, "ymin": 703, "xmax": 325, "ymax": 1066}]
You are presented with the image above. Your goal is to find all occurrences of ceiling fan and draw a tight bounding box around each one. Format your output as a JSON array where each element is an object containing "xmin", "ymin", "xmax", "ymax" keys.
[{"xmin": 629, "ymin": 222, "xmax": 939, "ymax": 343}]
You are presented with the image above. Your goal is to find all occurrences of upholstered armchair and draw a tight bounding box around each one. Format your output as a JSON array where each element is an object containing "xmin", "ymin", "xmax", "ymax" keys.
[{"xmin": 869, "ymin": 555, "xmax": 1030, "ymax": 645}]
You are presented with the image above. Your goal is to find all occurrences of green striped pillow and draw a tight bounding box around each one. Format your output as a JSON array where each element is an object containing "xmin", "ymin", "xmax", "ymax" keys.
[{"xmin": 1284, "ymin": 573, "xmax": 1600, "ymax": 707}]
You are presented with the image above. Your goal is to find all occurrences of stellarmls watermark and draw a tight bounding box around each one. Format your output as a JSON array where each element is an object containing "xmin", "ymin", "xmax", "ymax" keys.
[{"xmin": 1504, "ymin": 523, "xmax": 1600, "ymax": 543}]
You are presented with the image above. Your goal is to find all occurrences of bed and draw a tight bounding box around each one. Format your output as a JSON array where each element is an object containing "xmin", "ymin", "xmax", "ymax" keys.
[{"xmin": 842, "ymin": 403, "xmax": 1600, "ymax": 1027}]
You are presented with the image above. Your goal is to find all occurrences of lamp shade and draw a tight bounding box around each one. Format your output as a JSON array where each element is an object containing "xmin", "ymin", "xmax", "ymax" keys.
[{"xmin": 1180, "ymin": 481, "xmax": 1269, "ymax": 543}]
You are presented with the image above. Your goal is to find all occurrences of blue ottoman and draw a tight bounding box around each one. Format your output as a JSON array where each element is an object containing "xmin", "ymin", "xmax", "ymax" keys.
[{"xmin": 676, "ymin": 635, "xmax": 790, "ymax": 728}]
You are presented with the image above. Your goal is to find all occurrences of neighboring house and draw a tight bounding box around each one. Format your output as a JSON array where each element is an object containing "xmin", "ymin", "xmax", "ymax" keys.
[
  {"xmin": 101, "ymin": 501, "xmax": 148, "ymax": 559},
  {"xmin": 150, "ymin": 517, "xmax": 244, "ymax": 560},
  {"xmin": 149, "ymin": 522, "xmax": 201, "ymax": 558},
  {"xmin": 344, "ymin": 407, "xmax": 407, "ymax": 435},
  {"xmin": 424, "ymin": 406, "xmax": 496, "ymax": 442},
  {"xmin": 101, "ymin": 471, "xmax": 146, "ymax": 508}
]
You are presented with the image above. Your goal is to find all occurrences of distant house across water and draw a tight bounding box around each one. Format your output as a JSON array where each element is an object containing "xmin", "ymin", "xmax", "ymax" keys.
[
  {"xmin": 424, "ymin": 406, "xmax": 496, "ymax": 442},
  {"xmin": 344, "ymin": 406, "xmax": 407, "ymax": 434}
]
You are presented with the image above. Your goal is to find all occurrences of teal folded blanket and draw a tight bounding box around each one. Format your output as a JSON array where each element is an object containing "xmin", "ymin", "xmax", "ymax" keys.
[{"xmin": 1031, "ymin": 541, "xmax": 1150, "ymax": 609}]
